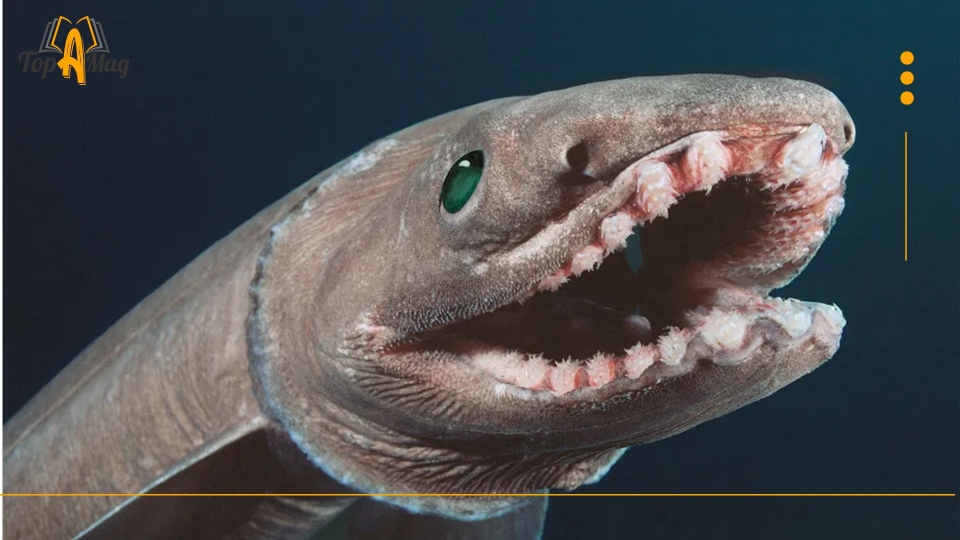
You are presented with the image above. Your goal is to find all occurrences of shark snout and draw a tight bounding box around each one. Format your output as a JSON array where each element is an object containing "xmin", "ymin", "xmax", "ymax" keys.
[{"xmin": 522, "ymin": 74, "xmax": 855, "ymax": 185}]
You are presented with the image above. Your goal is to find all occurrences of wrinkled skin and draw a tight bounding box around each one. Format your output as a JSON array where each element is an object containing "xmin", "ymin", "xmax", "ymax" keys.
[{"xmin": 4, "ymin": 74, "xmax": 854, "ymax": 539}]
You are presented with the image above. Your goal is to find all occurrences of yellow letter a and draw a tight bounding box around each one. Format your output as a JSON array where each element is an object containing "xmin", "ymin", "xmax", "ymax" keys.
[{"xmin": 57, "ymin": 28, "xmax": 86, "ymax": 86}]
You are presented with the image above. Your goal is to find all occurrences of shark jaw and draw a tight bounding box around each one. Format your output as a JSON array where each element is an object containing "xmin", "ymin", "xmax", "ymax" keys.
[{"xmin": 395, "ymin": 123, "xmax": 848, "ymax": 399}]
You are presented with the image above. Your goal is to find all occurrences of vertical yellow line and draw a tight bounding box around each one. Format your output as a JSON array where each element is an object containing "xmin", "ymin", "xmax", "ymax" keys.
[{"xmin": 904, "ymin": 132, "xmax": 908, "ymax": 261}]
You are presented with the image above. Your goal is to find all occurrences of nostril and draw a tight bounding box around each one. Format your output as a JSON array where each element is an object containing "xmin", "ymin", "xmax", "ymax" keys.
[
  {"xmin": 565, "ymin": 142, "xmax": 590, "ymax": 172},
  {"xmin": 842, "ymin": 121, "xmax": 855, "ymax": 146}
]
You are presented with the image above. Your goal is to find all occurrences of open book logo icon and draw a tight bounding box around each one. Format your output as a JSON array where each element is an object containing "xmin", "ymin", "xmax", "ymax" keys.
[
  {"xmin": 18, "ymin": 16, "xmax": 127, "ymax": 82},
  {"xmin": 37, "ymin": 16, "xmax": 110, "ymax": 86}
]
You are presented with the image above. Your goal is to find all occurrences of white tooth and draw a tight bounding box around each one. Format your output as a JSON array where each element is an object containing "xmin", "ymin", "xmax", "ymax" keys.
[
  {"xmin": 657, "ymin": 328, "xmax": 688, "ymax": 366},
  {"xmin": 571, "ymin": 244, "xmax": 605, "ymax": 275},
  {"xmin": 635, "ymin": 162, "xmax": 677, "ymax": 220},
  {"xmin": 819, "ymin": 303, "xmax": 847, "ymax": 331},
  {"xmin": 781, "ymin": 310, "xmax": 812, "ymax": 338},
  {"xmin": 825, "ymin": 195, "xmax": 845, "ymax": 222},
  {"xmin": 585, "ymin": 355, "xmax": 616, "ymax": 387},
  {"xmin": 623, "ymin": 314, "xmax": 653, "ymax": 341},
  {"xmin": 515, "ymin": 355, "xmax": 550, "ymax": 389},
  {"xmin": 538, "ymin": 272, "xmax": 569, "ymax": 291},
  {"xmin": 699, "ymin": 310, "xmax": 750, "ymax": 350},
  {"xmin": 473, "ymin": 350, "xmax": 525, "ymax": 380},
  {"xmin": 777, "ymin": 124, "xmax": 826, "ymax": 185},
  {"xmin": 771, "ymin": 156, "xmax": 847, "ymax": 212},
  {"xmin": 765, "ymin": 299, "xmax": 813, "ymax": 338},
  {"xmin": 600, "ymin": 213, "xmax": 635, "ymax": 252},
  {"xmin": 816, "ymin": 157, "xmax": 848, "ymax": 191},
  {"xmin": 477, "ymin": 351, "xmax": 551, "ymax": 390},
  {"xmin": 623, "ymin": 344, "xmax": 657, "ymax": 379},
  {"xmin": 684, "ymin": 132, "xmax": 731, "ymax": 193},
  {"xmin": 549, "ymin": 360, "xmax": 581, "ymax": 395}
]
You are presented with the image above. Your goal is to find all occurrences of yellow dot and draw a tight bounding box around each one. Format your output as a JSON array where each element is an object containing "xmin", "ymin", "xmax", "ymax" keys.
[
  {"xmin": 900, "ymin": 71, "xmax": 914, "ymax": 85},
  {"xmin": 900, "ymin": 91, "xmax": 914, "ymax": 105},
  {"xmin": 900, "ymin": 51, "xmax": 914, "ymax": 65}
]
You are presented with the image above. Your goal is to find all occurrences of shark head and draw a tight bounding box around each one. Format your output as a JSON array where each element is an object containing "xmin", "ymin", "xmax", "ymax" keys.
[{"xmin": 250, "ymin": 74, "xmax": 855, "ymax": 519}]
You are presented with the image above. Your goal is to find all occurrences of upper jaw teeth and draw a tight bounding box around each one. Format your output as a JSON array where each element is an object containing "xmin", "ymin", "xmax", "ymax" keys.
[
  {"xmin": 533, "ymin": 123, "xmax": 847, "ymax": 294},
  {"xmin": 570, "ymin": 245, "xmax": 605, "ymax": 276},
  {"xmin": 634, "ymin": 162, "xmax": 679, "ymax": 220},
  {"xmin": 681, "ymin": 132, "xmax": 730, "ymax": 193},
  {"xmin": 775, "ymin": 124, "xmax": 826, "ymax": 186},
  {"xmin": 599, "ymin": 213, "xmax": 634, "ymax": 253}
]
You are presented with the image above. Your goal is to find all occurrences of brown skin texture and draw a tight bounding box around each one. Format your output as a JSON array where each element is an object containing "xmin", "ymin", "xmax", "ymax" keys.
[
  {"xmin": 2, "ymin": 100, "xmax": 505, "ymax": 539},
  {"xmin": 4, "ymin": 75, "xmax": 853, "ymax": 538},
  {"xmin": 253, "ymin": 75, "xmax": 853, "ymax": 517}
]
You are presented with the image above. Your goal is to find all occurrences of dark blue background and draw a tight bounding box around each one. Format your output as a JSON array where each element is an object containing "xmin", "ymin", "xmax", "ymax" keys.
[{"xmin": 4, "ymin": 1, "xmax": 958, "ymax": 538}]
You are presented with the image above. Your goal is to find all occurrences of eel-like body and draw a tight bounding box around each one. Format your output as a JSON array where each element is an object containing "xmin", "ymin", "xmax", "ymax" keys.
[{"xmin": 3, "ymin": 74, "xmax": 855, "ymax": 540}]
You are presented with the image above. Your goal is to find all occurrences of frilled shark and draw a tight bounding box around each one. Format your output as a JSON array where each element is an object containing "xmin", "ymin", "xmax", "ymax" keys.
[{"xmin": 3, "ymin": 74, "xmax": 855, "ymax": 540}]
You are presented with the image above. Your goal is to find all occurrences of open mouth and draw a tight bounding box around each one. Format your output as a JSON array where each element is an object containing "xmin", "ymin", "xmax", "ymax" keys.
[{"xmin": 400, "ymin": 124, "xmax": 847, "ymax": 396}]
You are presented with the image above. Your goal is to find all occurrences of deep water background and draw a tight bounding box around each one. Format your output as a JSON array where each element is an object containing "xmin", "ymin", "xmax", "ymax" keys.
[{"xmin": 4, "ymin": 1, "xmax": 959, "ymax": 538}]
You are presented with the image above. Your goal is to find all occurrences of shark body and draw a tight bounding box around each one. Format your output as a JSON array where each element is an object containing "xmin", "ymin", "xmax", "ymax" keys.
[{"xmin": 4, "ymin": 74, "xmax": 855, "ymax": 539}]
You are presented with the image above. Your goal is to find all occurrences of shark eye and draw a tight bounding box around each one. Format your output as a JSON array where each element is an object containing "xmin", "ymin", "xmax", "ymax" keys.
[{"xmin": 440, "ymin": 150, "xmax": 484, "ymax": 214}]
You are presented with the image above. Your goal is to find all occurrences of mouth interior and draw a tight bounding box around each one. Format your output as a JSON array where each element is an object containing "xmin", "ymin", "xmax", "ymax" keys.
[
  {"xmin": 422, "ymin": 176, "xmax": 766, "ymax": 362},
  {"xmin": 401, "ymin": 125, "xmax": 847, "ymax": 395}
]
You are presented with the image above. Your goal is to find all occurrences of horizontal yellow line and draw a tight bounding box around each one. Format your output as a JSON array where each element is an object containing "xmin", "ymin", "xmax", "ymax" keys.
[{"xmin": 0, "ymin": 493, "xmax": 954, "ymax": 498}]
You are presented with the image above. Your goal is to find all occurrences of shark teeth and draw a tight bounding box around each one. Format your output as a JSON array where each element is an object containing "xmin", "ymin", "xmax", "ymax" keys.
[
  {"xmin": 534, "ymin": 123, "xmax": 846, "ymax": 294},
  {"xmin": 473, "ymin": 298, "xmax": 844, "ymax": 396},
  {"xmin": 775, "ymin": 123, "xmax": 826, "ymax": 186},
  {"xmin": 681, "ymin": 131, "xmax": 731, "ymax": 193},
  {"xmin": 473, "ymin": 124, "xmax": 850, "ymax": 397},
  {"xmin": 634, "ymin": 162, "xmax": 679, "ymax": 220},
  {"xmin": 656, "ymin": 328, "xmax": 689, "ymax": 366},
  {"xmin": 570, "ymin": 245, "xmax": 605, "ymax": 276},
  {"xmin": 698, "ymin": 310, "xmax": 750, "ymax": 350},
  {"xmin": 584, "ymin": 355, "xmax": 618, "ymax": 387},
  {"xmin": 599, "ymin": 213, "xmax": 634, "ymax": 253},
  {"xmin": 548, "ymin": 360, "xmax": 582, "ymax": 394},
  {"xmin": 622, "ymin": 344, "xmax": 657, "ymax": 379}
]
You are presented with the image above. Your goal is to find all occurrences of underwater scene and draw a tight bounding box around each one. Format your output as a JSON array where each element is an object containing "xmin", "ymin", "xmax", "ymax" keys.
[{"xmin": 4, "ymin": 1, "xmax": 958, "ymax": 538}]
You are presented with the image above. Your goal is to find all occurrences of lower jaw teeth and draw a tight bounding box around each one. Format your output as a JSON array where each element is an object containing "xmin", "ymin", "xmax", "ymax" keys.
[{"xmin": 475, "ymin": 297, "xmax": 845, "ymax": 397}]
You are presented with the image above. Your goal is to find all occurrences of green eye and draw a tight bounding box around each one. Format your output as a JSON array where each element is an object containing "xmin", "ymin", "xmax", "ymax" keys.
[{"xmin": 440, "ymin": 150, "xmax": 484, "ymax": 214}]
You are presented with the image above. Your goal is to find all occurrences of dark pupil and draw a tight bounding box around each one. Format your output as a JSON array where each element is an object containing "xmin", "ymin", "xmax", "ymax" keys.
[{"xmin": 440, "ymin": 150, "xmax": 484, "ymax": 213}]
